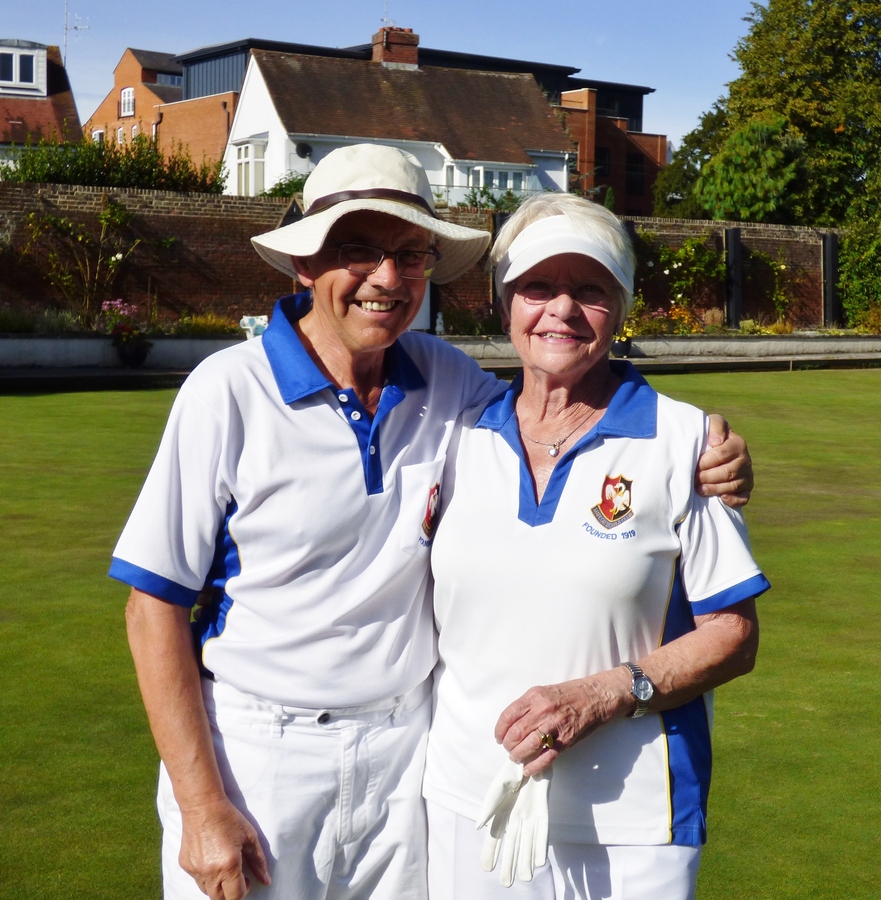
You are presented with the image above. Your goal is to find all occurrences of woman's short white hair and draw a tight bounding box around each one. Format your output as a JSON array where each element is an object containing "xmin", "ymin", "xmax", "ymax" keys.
[{"xmin": 491, "ymin": 193, "xmax": 636, "ymax": 330}]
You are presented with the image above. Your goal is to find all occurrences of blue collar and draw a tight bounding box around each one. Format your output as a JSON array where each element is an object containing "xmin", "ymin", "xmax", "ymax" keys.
[
  {"xmin": 261, "ymin": 293, "xmax": 427, "ymax": 404},
  {"xmin": 474, "ymin": 360, "xmax": 657, "ymax": 527},
  {"xmin": 475, "ymin": 360, "xmax": 657, "ymax": 442}
]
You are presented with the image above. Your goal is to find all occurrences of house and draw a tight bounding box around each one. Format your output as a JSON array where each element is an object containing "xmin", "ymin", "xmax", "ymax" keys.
[
  {"xmin": 83, "ymin": 48, "xmax": 183, "ymax": 148},
  {"xmin": 80, "ymin": 28, "xmax": 666, "ymax": 211},
  {"xmin": 167, "ymin": 27, "xmax": 664, "ymax": 213},
  {"xmin": 560, "ymin": 88, "xmax": 667, "ymax": 217},
  {"xmin": 0, "ymin": 40, "xmax": 81, "ymax": 164},
  {"xmin": 222, "ymin": 28, "xmax": 574, "ymax": 203}
]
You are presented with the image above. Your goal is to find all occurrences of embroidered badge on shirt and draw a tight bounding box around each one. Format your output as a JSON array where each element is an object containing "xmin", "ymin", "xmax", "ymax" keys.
[
  {"xmin": 422, "ymin": 482, "xmax": 441, "ymax": 538},
  {"xmin": 591, "ymin": 475, "xmax": 634, "ymax": 528}
]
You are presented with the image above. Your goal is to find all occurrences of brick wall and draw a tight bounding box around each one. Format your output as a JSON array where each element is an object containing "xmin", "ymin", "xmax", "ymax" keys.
[
  {"xmin": 626, "ymin": 216, "xmax": 831, "ymax": 328},
  {"xmin": 0, "ymin": 183, "xmax": 833, "ymax": 330},
  {"xmin": 0, "ymin": 182, "xmax": 295, "ymax": 320},
  {"xmin": 435, "ymin": 208, "xmax": 495, "ymax": 331}
]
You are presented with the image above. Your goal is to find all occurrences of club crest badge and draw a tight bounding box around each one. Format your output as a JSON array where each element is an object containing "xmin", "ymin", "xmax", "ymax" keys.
[
  {"xmin": 422, "ymin": 482, "xmax": 441, "ymax": 538},
  {"xmin": 591, "ymin": 475, "xmax": 634, "ymax": 528}
]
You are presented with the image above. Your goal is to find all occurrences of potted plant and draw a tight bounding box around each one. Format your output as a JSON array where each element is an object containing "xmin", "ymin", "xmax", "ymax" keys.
[
  {"xmin": 611, "ymin": 323, "xmax": 633, "ymax": 358},
  {"xmin": 103, "ymin": 300, "xmax": 153, "ymax": 368}
]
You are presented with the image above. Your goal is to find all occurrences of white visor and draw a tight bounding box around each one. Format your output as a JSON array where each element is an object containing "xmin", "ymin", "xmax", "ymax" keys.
[{"xmin": 494, "ymin": 215, "xmax": 634, "ymax": 299}]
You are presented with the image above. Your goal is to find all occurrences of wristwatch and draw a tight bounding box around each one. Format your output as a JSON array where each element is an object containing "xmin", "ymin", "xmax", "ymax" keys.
[{"xmin": 620, "ymin": 661, "xmax": 654, "ymax": 718}]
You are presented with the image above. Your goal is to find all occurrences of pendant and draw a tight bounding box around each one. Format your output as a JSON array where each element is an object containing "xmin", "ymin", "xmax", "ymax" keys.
[{"xmin": 548, "ymin": 446, "xmax": 559, "ymax": 458}]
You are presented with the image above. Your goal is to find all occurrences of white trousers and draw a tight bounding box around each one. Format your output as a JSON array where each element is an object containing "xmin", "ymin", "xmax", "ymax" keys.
[
  {"xmin": 427, "ymin": 802, "xmax": 701, "ymax": 900},
  {"xmin": 158, "ymin": 678, "xmax": 431, "ymax": 900}
]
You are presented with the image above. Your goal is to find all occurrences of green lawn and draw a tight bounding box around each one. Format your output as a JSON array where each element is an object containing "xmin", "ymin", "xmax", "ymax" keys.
[
  {"xmin": 649, "ymin": 370, "xmax": 881, "ymax": 899},
  {"xmin": 0, "ymin": 370, "xmax": 879, "ymax": 898}
]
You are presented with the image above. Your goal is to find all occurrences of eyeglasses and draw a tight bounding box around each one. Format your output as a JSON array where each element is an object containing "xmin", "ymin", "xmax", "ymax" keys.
[
  {"xmin": 512, "ymin": 277, "xmax": 617, "ymax": 311},
  {"xmin": 333, "ymin": 243, "xmax": 440, "ymax": 280}
]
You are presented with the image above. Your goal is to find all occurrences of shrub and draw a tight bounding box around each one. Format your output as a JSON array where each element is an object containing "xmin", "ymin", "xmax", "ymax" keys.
[
  {"xmin": 24, "ymin": 197, "xmax": 140, "ymax": 327},
  {"xmin": 262, "ymin": 171, "xmax": 309, "ymax": 198},
  {"xmin": 456, "ymin": 186, "xmax": 523, "ymax": 212},
  {"xmin": 852, "ymin": 305, "xmax": 881, "ymax": 334},
  {"xmin": 170, "ymin": 312, "xmax": 241, "ymax": 336},
  {"xmin": 1, "ymin": 134, "xmax": 226, "ymax": 193},
  {"xmin": 839, "ymin": 202, "xmax": 881, "ymax": 329}
]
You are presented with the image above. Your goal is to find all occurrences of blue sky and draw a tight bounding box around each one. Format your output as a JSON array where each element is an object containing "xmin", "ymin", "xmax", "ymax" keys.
[{"xmin": 9, "ymin": 0, "xmax": 758, "ymax": 147}]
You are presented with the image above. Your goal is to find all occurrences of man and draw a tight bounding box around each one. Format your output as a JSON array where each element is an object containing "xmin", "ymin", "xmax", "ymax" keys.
[{"xmin": 111, "ymin": 144, "xmax": 752, "ymax": 900}]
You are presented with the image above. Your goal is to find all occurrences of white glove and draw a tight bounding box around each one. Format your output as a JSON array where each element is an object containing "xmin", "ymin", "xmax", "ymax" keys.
[{"xmin": 476, "ymin": 759, "xmax": 551, "ymax": 887}]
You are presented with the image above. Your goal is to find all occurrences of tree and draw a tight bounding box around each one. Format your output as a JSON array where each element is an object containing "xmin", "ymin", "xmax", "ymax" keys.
[
  {"xmin": 653, "ymin": 102, "xmax": 728, "ymax": 219},
  {"xmin": 725, "ymin": 0, "xmax": 881, "ymax": 226},
  {"xmin": 661, "ymin": 1, "xmax": 881, "ymax": 227},
  {"xmin": 694, "ymin": 115, "xmax": 802, "ymax": 222}
]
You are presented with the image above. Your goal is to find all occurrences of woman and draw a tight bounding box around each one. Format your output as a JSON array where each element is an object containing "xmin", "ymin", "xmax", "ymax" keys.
[{"xmin": 423, "ymin": 194, "xmax": 769, "ymax": 899}]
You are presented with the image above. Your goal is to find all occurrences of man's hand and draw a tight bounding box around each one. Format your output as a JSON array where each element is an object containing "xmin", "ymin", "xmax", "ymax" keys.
[
  {"xmin": 698, "ymin": 414, "xmax": 753, "ymax": 508},
  {"xmin": 179, "ymin": 797, "xmax": 271, "ymax": 900}
]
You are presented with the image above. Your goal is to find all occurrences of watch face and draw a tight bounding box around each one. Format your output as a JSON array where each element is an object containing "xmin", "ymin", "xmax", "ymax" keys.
[{"xmin": 634, "ymin": 677, "xmax": 653, "ymax": 702}]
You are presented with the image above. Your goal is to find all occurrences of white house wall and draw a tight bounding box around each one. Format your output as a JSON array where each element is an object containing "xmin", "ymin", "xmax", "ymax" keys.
[{"xmin": 222, "ymin": 60, "xmax": 287, "ymax": 196}]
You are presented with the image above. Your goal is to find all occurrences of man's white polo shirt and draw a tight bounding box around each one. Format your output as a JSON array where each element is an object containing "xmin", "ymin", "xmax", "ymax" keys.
[{"xmin": 110, "ymin": 294, "xmax": 500, "ymax": 708}]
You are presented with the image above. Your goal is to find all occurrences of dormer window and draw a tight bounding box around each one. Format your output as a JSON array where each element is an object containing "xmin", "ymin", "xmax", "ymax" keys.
[
  {"xmin": 120, "ymin": 87, "xmax": 135, "ymax": 117},
  {"xmin": 0, "ymin": 43, "xmax": 47, "ymax": 97},
  {"xmin": 0, "ymin": 51, "xmax": 35, "ymax": 86}
]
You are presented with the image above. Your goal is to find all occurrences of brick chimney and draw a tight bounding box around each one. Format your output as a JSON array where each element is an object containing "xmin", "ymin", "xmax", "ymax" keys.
[{"xmin": 372, "ymin": 27, "xmax": 419, "ymax": 68}]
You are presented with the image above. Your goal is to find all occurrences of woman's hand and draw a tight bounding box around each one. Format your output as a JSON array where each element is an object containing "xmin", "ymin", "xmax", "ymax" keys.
[
  {"xmin": 494, "ymin": 597, "xmax": 760, "ymax": 779},
  {"xmin": 494, "ymin": 668, "xmax": 633, "ymax": 778}
]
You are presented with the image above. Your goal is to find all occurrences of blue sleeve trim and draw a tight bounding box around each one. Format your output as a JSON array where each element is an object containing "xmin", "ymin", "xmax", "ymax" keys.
[
  {"xmin": 690, "ymin": 573, "xmax": 771, "ymax": 616},
  {"xmin": 108, "ymin": 558, "xmax": 200, "ymax": 608}
]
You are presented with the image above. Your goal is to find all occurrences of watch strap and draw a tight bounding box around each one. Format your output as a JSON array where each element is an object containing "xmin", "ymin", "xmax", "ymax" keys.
[{"xmin": 620, "ymin": 661, "xmax": 654, "ymax": 718}]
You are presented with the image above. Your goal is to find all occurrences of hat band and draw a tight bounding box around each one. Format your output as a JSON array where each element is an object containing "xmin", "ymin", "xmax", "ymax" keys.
[{"xmin": 304, "ymin": 188, "xmax": 438, "ymax": 219}]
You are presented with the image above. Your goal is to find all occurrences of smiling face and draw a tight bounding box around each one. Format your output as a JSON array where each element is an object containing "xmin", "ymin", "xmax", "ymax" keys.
[
  {"xmin": 292, "ymin": 210, "xmax": 433, "ymax": 361},
  {"xmin": 507, "ymin": 253, "xmax": 621, "ymax": 387}
]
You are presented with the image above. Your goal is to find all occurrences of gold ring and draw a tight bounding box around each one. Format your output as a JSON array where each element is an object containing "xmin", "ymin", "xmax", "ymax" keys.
[{"xmin": 537, "ymin": 728, "xmax": 554, "ymax": 750}]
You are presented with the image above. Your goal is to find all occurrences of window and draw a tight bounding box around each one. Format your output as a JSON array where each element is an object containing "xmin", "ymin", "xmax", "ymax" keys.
[
  {"xmin": 91, "ymin": 129, "xmax": 104, "ymax": 143},
  {"xmin": 120, "ymin": 87, "xmax": 135, "ymax": 117},
  {"xmin": 512, "ymin": 172, "xmax": 523, "ymax": 192},
  {"xmin": 484, "ymin": 170, "xmax": 495, "ymax": 189},
  {"xmin": 117, "ymin": 127, "xmax": 125, "ymax": 145},
  {"xmin": 19, "ymin": 54, "xmax": 34, "ymax": 83},
  {"xmin": 236, "ymin": 143, "xmax": 265, "ymax": 196},
  {"xmin": 131, "ymin": 124, "xmax": 138, "ymax": 140},
  {"xmin": 595, "ymin": 147, "xmax": 611, "ymax": 178},
  {"xmin": 156, "ymin": 72, "xmax": 182, "ymax": 86},
  {"xmin": 469, "ymin": 168, "xmax": 482, "ymax": 188},
  {"xmin": 0, "ymin": 50, "xmax": 35, "ymax": 86},
  {"xmin": 497, "ymin": 171, "xmax": 508, "ymax": 190},
  {"xmin": 625, "ymin": 154, "xmax": 645, "ymax": 196}
]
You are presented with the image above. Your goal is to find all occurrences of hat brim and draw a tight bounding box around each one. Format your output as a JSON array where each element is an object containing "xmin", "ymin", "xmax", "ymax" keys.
[
  {"xmin": 251, "ymin": 198, "xmax": 490, "ymax": 285},
  {"xmin": 496, "ymin": 232, "xmax": 633, "ymax": 297}
]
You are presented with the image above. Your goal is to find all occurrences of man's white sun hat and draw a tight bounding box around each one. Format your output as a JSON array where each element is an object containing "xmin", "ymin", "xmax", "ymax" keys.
[{"xmin": 251, "ymin": 144, "xmax": 491, "ymax": 284}]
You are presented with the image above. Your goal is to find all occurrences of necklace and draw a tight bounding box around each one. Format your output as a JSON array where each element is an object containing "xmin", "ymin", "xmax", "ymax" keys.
[{"xmin": 519, "ymin": 405, "xmax": 599, "ymax": 458}]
